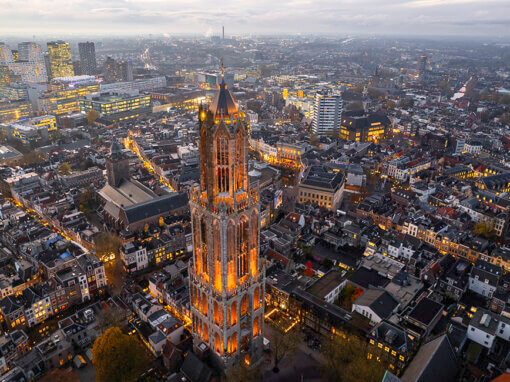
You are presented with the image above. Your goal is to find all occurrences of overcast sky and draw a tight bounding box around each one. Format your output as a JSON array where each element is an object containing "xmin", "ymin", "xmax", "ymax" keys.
[{"xmin": 0, "ymin": 0, "xmax": 509, "ymax": 38}]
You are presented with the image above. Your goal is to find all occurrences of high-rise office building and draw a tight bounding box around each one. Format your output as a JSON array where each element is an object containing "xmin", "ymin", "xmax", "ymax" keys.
[
  {"xmin": 312, "ymin": 90, "xmax": 343, "ymax": 136},
  {"xmin": 78, "ymin": 42, "xmax": 97, "ymax": 75},
  {"xmin": 18, "ymin": 42, "xmax": 43, "ymax": 63},
  {"xmin": 119, "ymin": 60, "xmax": 133, "ymax": 82},
  {"xmin": 104, "ymin": 56, "xmax": 121, "ymax": 83},
  {"xmin": 0, "ymin": 66, "xmax": 20, "ymax": 90},
  {"xmin": 0, "ymin": 43, "xmax": 14, "ymax": 64},
  {"xmin": 190, "ymin": 74, "xmax": 264, "ymax": 368},
  {"xmin": 73, "ymin": 61, "xmax": 81, "ymax": 76},
  {"xmin": 10, "ymin": 61, "xmax": 47, "ymax": 83},
  {"xmin": 0, "ymin": 42, "xmax": 47, "ymax": 83},
  {"xmin": 104, "ymin": 57, "xmax": 134, "ymax": 83},
  {"xmin": 47, "ymin": 41, "xmax": 74, "ymax": 79},
  {"xmin": 43, "ymin": 53, "xmax": 52, "ymax": 78}
]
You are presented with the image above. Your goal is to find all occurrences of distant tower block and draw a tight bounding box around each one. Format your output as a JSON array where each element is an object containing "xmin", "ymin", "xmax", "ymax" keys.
[
  {"xmin": 189, "ymin": 69, "xmax": 265, "ymax": 369},
  {"xmin": 222, "ymin": 26, "xmax": 225, "ymax": 40}
]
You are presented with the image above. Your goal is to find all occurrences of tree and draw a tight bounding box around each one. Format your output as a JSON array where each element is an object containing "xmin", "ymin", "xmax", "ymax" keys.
[
  {"xmin": 310, "ymin": 133, "xmax": 319, "ymax": 147},
  {"xmin": 10, "ymin": 150, "xmax": 47, "ymax": 166},
  {"xmin": 345, "ymin": 101, "xmax": 364, "ymax": 111},
  {"xmin": 87, "ymin": 109, "xmax": 100, "ymax": 125},
  {"xmin": 96, "ymin": 306, "xmax": 127, "ymax": 334},
  {"xmin": 40, "ymin": 368, "xmax": 79, "ymax": 382},
  {"xmin": 367, "ymin": 88, "xmax": 385, "ymax": 100},
  {"xmin": 268, "ymin": 326, "xmax": 300, "ymax": 373},
  {"xmin": 321, "ymin": 335, "xmax": 386, "ymax": 382},
  {"xmin": 94, "ymin": 231, "xmax": 122, "ymax": 258},
  {"xmin": 399, "ymin": 98, "xmax": 415, "ymax": 108},
  {"xmin": 259, "ymin": 64, "xmax": 272, "ymax": 78},
  {"xmin": 473, "ymin": 221, "xmax": 496, "ymax": 239},
  {"xmin": 322, "ymin": 258, "xmax": 334, "ymax": 270},
  {"xmin": 50, "ymin": 130, "xmax": 61, "ymax": 143},
  {"xmin": 224, "ymin": 364, "xmax": 263, "ymax": 382},
  {"xmin": 92, "ymin": 327, "xmax": 149, "ymax": 382},
  {"xmin": 325, "ymin": 127, "xmax": 339, "ymax": 140},
  {"xmin": 57, "ymin": 161, "xmax": 72, "ymax": 175},
  {"xmin": 79, "ymin": 186, "xmax": 97, "ymax": 217},
  {"xmin": 386, "ymin": 100, "xmax": 397, "ymax": 109},
  {"xmin": 95, "ymin": 232, "xmax": 125, "ymax": 295}
]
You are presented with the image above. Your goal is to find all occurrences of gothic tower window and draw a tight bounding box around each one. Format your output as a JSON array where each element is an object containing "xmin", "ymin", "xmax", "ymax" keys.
[{"xmin": 237, "ymin": 215, "xmax": 249, "ymax": 279}]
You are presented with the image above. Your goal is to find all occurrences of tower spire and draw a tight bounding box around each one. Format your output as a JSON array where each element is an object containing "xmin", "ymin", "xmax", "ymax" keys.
[{"xmin": 219, "ymin": 57, "xmax": 225, "ymax": 81}]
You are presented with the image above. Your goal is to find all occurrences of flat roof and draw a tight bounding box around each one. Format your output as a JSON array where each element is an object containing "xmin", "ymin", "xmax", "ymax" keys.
[{"xmin": 306, "ymin": 270, "xmax": 345, "ymax": 299}]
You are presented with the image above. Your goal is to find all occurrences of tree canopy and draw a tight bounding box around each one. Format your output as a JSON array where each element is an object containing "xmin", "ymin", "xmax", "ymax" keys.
[
  {"xmin": 96, "ymin": 306, "xmax": 127, "ymax": 334},
  {"xmin": 321, "ymin": 335, "xmax": 386, "ymax": 382},
  {"xmin": 57, "ymin": 161, "xmax": 72, "ymax": 175},
  {"xmin": 40, "ymin": 368, "xmax": 79, "ymax": 382},
  {"xmin": 78, "ymin": 186, "xmax": 97, "ymax": 217},
  {"xmin": 94, "ymin": 231, "xmax": 122, "ymax": 258},
  {"xmin": 473, "ymin": 221, "xmax": 496, "ymax": 239},
  {"xmin": 87, "ymin": 109, "xmax": 100, "ymax": 125},
  {"xmin": 9, "ymin": 150, "xmax": 47, "ymax": 166},
  {"xmin": 92, "ymin": 327, "xmax": 149, "ymax": 382}
]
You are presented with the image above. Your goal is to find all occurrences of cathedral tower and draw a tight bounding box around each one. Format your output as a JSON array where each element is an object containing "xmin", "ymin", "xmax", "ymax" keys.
[
  {"xmin": 106, "ymin": 138, "xmax": 130, "ymax": 187},
  {"xmin": 189, "ymin": 72, "xmax": 264, "ymax": 368}
]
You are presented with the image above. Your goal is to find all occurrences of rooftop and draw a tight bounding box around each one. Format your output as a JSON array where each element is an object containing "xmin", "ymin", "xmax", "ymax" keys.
[{"xmin": 306, "ymin": 270, "xmax": 345, "ymax": 300}]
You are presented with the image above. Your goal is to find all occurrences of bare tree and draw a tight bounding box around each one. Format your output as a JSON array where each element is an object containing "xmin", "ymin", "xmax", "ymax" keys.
[
  {"xmin": 224, "ymin": 364, "xmax": 263, "ymax": 382},
  {"xmin": 96, "ymin": 306, "xmax": 128, "ymax": 334},
  {"xmin": 268, "ymin": 326, "xmax": 300, "ymax": 373}
]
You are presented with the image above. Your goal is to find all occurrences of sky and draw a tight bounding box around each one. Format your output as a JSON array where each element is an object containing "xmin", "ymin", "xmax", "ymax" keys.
[{"xmin": 0, "ymin": 0, "xmax": 509, "ymax": 38}]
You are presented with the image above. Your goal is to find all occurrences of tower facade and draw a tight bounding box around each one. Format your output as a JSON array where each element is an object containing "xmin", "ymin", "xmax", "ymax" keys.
[
  {"xmin": 106, "ymin": 139, "xmax": 130, "ymax": 187},
  {"xmin": 190, "ymin": 75, "xmax": 264, "ymax": 368}
]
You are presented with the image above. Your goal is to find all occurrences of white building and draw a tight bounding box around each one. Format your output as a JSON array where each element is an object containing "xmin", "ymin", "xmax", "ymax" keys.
[
  {"xmin": 454, "ymin": 138, "xmax": 465, "ymax": 155},
  {"xmin": 467, "ymin": 309, "xmax": 510, "ymax": 351},
  {"xmin": 468, "ymin": 260, "xmax": 501, "ymax": 298},
  {"xmin": 387, "ymin": 236, "xmax": 420, "ymax": 260},
  {"xmin": 25, "ymin": 295, "xmax": 52, "ymax": 327},
  {"xmin": 352, "ymin": 288, "xmax": 399, "ymax": 325},
  {"xmin": 120, "ymin": 242, "xmax": 148, "ymax": 273},
  {"xmin": 312, "ymin": 91, "xmax": 342, "ymax": 135},
  {"xmin": 465, "ymin": 141, "xmax": 483, "ymax": 154},
  {"xmin": 285, "ymin": 94, "xmax": 314, "ymax": 119}
]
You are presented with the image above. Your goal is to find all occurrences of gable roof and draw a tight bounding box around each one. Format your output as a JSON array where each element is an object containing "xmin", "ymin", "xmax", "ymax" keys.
[
  {"xmin": 401, "ymin": 335, "xmax": 458, "ymax": 382},
  {"xmin": 181, "ymin": 352, "xmax": 212, "ymax": 382},
  {"xmin": 123, "ymin": 192, "xmax": 188, "ymax": 224},
  {"xmin": 354, "ymin": 288, "xmax": 399, "ymax": 319}
]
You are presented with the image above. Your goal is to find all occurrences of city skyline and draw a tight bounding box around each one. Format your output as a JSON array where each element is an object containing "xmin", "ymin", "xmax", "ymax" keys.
[
  {"xmin": 0, "ymin": 0, "xmax": 509, "ymax": 38},
  {"xmin": 0, "ymin": 2, "xmax": 510, "ymax": 379}
]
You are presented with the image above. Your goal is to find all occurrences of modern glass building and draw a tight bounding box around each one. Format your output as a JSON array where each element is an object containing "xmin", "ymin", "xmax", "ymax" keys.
[
  {"xmin": 79, "ymin": 91, "xmax": 151, "ymax": 121},
  {"xmin": 47, "ymin": 41, "xmax": 74, "ymax": 79}
]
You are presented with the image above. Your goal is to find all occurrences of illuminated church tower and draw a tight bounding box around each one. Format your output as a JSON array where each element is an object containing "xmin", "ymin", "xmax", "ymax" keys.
[{"xmin": 189, "ymin": 70, "xmax": 264, "ymax": 368}]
